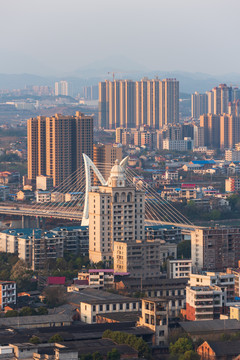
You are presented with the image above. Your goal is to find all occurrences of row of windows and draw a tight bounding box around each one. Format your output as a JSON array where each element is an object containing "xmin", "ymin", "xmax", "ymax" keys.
[{"xmin": 91, "ymin": 302, "xmax": 138, "ymax": 312}]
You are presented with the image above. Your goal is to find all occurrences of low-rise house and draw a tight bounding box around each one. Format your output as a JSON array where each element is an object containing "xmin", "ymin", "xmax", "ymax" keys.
[
  {"xmin": 35, "ymin": 190, "xmax": 51, "ymax": 203},
  {"xmin": 51, "ymin": 192, "xmax": 65, "ymax": 203},
  {"xmin": 230, "ymin": 304, "xmax": 240, "ymax": 320},
  {"xmin": 0, "ymin": 171, "xmax": 20, "ymax": 184},
  {"xmin": 197, "ymin": 340, "xmax": 240, "ymax": 360},
  {"xmin": 16, "ymin": 190, "xmax": 34, "ymax": 201}
]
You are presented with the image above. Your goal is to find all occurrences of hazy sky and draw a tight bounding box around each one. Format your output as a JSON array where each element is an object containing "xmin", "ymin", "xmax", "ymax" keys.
[{"xmin": 1, "ymin": 0, "xmax": 240, "ymax": 75}]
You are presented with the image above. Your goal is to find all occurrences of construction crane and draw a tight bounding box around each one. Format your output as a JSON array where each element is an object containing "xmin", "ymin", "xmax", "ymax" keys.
[{"xmin": 107, "ymin": 71, "xmax": 128, "ymax": 81}]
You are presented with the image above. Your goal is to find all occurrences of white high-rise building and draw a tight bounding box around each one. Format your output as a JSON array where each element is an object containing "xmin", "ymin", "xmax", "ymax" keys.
[
  {"xmin": 88, "ymin": 160, "xmax": 145, "ymax": 264},
  {"xmin": 55, "ymin": 81, "xmax": 69, "ymax": 96},
  {"xmin": 191, "ymin": 92, "xmax": 208, "ymax": 119}
]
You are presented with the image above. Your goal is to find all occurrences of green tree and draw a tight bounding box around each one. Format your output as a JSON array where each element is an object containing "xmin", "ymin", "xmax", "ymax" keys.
[
  {"xmin": 55, "ymin": 258, "xmax": 67, "ymax": 270},
  {"xmin": 170, "ymin": 338, "xmax": 193, "ymax": 355},
  {"xmin": 220, "ymin": 333, "xmax": 231, "ymax": 341},
  {"xmin": 48, "ymin": 333, "xmax": 63, "ymax": 343},
  {"xmin": 179, "ymin": 350, "xmax": 200, "ymax": 360},
  {"xmin": 107, "ymin": 349, "xmax": 121, "ymax": 360},
  {"xmin": 19, "ymin": 306, "xmax": 36, "ymax": 316},
  {"xmin": 102, "ymin": 330, "xmax": 151, "ymax": 359},
  {"xmin": 37, "ymin": 307, "xmax": 48, "ymax": 315},
  {"xmin": 29, "ymin": 336, "xmax": 40, "ymax": 344},
  {"xmin": 177, "ymin": 241, "xmax": 191, "ymax": 259},
  {"xmin": 92, "ymin": 352, "xmax": 104, "ymax": 360},
  {"xmin": 5, "ymin": 310, "xmax": 18, "ymax": 317},
  {"xmin": 102, "ymin": 330, "xmax": 112, "ymax": 339},
  {"xmin": 80, "ymin": 354, "xmax": 93, "ymax": 360},
  {"xmin": 43, "ymin": 286, "xmax": 66, "ymax": 307},
  {"xmin": 0, "ymin": 269, "xmax": 11, "ymax": 280},
  {"xmin": 11, "ymin": 259, "xmax": 30, "ymax": 280}
]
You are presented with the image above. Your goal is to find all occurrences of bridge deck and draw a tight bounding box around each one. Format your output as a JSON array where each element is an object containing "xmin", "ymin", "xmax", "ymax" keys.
[{"xmin": 0, "ymin": 205, "xmax": 201, "ymax": 229}]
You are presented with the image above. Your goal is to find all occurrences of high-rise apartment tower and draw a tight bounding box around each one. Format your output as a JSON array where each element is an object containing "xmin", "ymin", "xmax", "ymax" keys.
[{"xmin": 27, "ymin": 112, "xmax": 93, "ymax": 186}]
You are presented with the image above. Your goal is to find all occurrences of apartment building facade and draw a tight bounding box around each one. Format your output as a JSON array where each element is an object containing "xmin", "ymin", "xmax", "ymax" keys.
[
  {"xmin": 186, "ymin": 272, "xmax": 235, "ymax": 321},
  {"xmin": 191, "ymin": 92, "xmax": 208, "ymax": 119},
  {"xmin": 167, "ymin": 259, "xmax": 192, "ymax": 279},
  {"xmin": 191, "ymin": 227, "xmax": 240, "ymax": 272},
  {"xmin": 98, "ymin": 78, "xmax": 179, "ymax": 129},
  {"xmin": 113, "ymin": 239, "xmax": 177, "ymax": 279},
  {"xmin": 93, "ymin": 143, "xmax": 122, "ymax": 182},
  {"xmin": 138, "ymin": 298, "xmax": 168, "ymax": 346},
  {"xmin": 0, "ymin": 281, "xmax": 16, "ymax": 310},
  {"xmin": 225, "ymin": 177, "xmax": 240, "ymax": 192},
  {"xmin": 88, "ymin": 160, "xmax": 145, "ymax": 264},
  {"xmin": 0, "ymin": 227, "xmax": 89, "ymax": 270}
]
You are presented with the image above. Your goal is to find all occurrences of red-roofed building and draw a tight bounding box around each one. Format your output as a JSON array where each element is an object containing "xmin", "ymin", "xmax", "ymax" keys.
[
  {"xmin": 181, "ymin": 183, "xmax": 196, "ymax": 189},
  {"xmin": 47, "ymin": 277, "xmax": 66, "ymax": 286}
]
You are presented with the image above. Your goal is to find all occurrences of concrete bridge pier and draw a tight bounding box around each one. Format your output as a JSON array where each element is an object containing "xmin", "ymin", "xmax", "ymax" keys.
[
  {"xmin": 36, "ymin": 216, "xmax": 40, "ymax": 228},
  {"xmin": 22, "ymin": 215, "xmax": 30, "ymax": 228},
  {"xmin": 36, "ymin": 216, "xmax": 46, "ymax": 229}
]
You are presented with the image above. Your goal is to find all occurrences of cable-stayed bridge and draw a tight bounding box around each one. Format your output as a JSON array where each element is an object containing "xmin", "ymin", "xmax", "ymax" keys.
[{"xmin": 0, "ymin": 155, "xmax": 197, "ymax": 229}]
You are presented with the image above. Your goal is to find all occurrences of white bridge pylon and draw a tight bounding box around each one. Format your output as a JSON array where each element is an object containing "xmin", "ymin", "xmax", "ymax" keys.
[{"xmin": 81, "ymin": 154, "xmax": 128, "ymax": 226}]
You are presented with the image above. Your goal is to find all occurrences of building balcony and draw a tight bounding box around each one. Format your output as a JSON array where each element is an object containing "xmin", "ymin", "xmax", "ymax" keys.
[
  {"xmin": 195, "ymin": 302, "xmax": 213, "ymax": 307},
  {"xmin": 195, "ymin": 308, "xmax": 214, "ymax": 314}
]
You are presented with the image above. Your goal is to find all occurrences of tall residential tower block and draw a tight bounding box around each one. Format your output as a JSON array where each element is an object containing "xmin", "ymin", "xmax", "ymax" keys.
[
  {"xmin": 27, "ymin": 112, "xmax": 93, "ymax": 186},
  {"xmin": 98, "ymin": 78, "xmax": 179, "ymax": 129}
]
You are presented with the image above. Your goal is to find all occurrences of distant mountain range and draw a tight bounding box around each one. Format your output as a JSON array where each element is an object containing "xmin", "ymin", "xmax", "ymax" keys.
[{"xmin": 1, "ymin": 54, "xmax": 240, "ymax": 94}]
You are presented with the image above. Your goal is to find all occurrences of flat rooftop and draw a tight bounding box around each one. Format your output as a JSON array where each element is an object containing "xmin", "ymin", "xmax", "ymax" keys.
[
  {"xmin": 0, "ymin": 313, "xmax": 71, "ymax": 328},
  {"xmin": 180, "ymin": 319, "xmax": 240, "ymax": 334},
  {"xmin": 96, "ymin": 311, "xmax": 140, "ymax": 322},
  {"xmin": 68, "ymin": 288, "xmax": 138, "ymax": 305}
]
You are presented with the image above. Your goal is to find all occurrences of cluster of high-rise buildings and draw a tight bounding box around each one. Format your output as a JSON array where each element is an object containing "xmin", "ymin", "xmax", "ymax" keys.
[
  {"xmin": 98, "ymin": 78, "xmax": 179, "ymax": 129},
  {"xmin": 191, "ymin": 84, "xmax": 240, "ymax": 119},
  {"xmin": 190, "ymin": 84, "xmax": 240, "ymax": 149}
]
